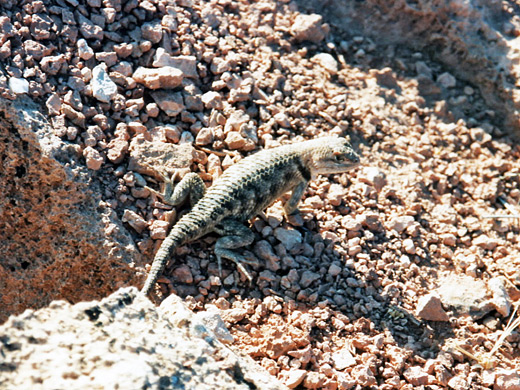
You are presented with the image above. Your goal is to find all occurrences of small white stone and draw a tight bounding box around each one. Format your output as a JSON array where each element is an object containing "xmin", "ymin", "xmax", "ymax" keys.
[
  {"xmin": 9, "ymin": 77, "xmax": 29, "ymax": 94},
  {"xmin": 403, "ymin": 238, "xmax": 416, "ymax": 254},
  {"xmin": 332, "ymin": 348, "xmax": 356, "ymax": 370},
  {"xmin": 488, "ymin": 277, "xmax": 511, "ymax": 317},
  {"xmin": 437, "ymin": 72, "xmax": 457, "ymax": 88},
  {"xmin": 77, "ymin": 38, "xmax": 94, "ymax": 60},
  {"xmin": 83, "ymin": 145, "xmax": 104, "ymax": 170},
  {"xmin": 91, "ymin": 64, "xmax": 118, "ymax": 103},
  {"xmin": 312, "ymin": 53, "xmax": 338, "ymax": 74}
]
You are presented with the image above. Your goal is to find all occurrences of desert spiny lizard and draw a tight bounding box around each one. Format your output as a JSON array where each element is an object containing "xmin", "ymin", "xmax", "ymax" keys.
[{"xmin": 141, "ymin": 136, "xmax": 360, "ymax": 296}]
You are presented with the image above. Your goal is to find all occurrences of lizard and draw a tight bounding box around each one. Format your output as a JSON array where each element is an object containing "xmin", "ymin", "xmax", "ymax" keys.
[{"xmin": 141, "ymin": 136, "xmax": 360, "ymax": 296}]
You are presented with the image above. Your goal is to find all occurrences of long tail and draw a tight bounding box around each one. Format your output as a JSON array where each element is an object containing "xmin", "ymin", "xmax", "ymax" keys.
[
  {"xmin": 140, "ymin": 234, "xmax": 182, "ymax": 296},
  {"xmin": 140, "ymin": 212, "xmax": 207, "ymax": 296}
]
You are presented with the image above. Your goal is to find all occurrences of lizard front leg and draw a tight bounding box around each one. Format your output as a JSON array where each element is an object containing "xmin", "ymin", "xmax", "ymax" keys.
[
  {"xmin": 147, "ymin": 171, "xmax": 206, "ymax": 207},
  {"xmin": 214, "ymin": 219, "xmax": 257, "ymax": 282},
  {"xmin": 284, "ymin": 180, "xmax": 309, "ymax": 216}
]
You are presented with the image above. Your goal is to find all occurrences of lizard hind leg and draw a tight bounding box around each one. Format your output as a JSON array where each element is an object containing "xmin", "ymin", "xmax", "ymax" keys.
[
  {"xmin": 147, "ymin": 170, "xmax": 206, "ymax": 207},
  {"xmin": 214, "ymin": 219, "xmax": 257, "ymax": 283}
]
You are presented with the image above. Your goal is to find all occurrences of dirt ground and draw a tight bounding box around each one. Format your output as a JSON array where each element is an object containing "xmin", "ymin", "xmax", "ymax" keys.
[{"xmin": 1, "ymin": 0, "xmax": 520, "ymax": 388}]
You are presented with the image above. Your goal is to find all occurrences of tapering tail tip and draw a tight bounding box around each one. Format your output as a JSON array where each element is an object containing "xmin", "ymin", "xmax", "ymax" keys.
[
  {"xmin": 140, "ymin": 235, "xmax": 178, "ymax": 297},
  {"xmin": 140, "ymin": 278, "xmax": 155, "ymax": 297}
]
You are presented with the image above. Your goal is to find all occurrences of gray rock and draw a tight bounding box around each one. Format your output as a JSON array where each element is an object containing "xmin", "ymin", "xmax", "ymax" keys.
[
  {"xmin": 488, "ymin": 277, "xmax": 511, "ymax": 317},
  {"xmin": 0, "ymin": 287, "xmax": 286, "ymax": 389},
  {"xmin": 274, "ymin": 227, "xmax": 302, "ymax": 251},
  {"xmin": 150, "ymin": 90, "xmax": 185, "ymax": 116},
  {"xmin": 91, "ymin": 64, "xmax": 118, "ymax": 103},
  {"xmin": 153, "ymin": 48, "xmax": 198, "ymax": 79},
  {"xmin": 437, "ymin": 273, "xmax": 494, "ymax": 319}
]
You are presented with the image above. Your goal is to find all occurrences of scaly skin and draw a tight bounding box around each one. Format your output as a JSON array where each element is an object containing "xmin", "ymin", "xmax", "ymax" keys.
[{"xmin": 141, "ymin": 136, "xmax": 360, "ymax": 296}]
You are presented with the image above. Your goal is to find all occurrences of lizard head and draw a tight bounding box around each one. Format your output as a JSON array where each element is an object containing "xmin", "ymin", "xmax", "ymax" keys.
[{"xmin": 303, "ymin": 136, "xmax": 360, "ymax": 177}]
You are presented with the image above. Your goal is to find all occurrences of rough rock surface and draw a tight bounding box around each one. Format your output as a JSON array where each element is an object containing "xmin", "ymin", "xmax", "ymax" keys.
[
  {"xmin": 0, "ymin": 287, "xmax": 286, "ymax": 390},
  {"xmin": 0, "ymin": 98, "xmax": 141, "ymax": 323}
]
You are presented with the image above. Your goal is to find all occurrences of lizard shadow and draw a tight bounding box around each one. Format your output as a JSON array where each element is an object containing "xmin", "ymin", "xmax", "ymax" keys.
[{"xmin": 167, "ymin": 205, "xmax": 457, "ymax": 360}]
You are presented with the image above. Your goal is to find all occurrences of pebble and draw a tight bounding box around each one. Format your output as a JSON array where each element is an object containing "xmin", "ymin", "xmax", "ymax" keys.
[
  {"xmin": 24, "ymin": 40, "xmax": 51, "ymax": 60},
  {"xmin": 206, "ymin": 152, "xmax": 222, "ymax": 177},
  {"xmin": 9, "ymin": 77, "xmax": 29, "ymax": 94},
  {"xmin": 195, "ymin": 127, "xmax": 214, "ymax": 146},
  {"xmin": 472, "ymin": 234, "xmax": 498, "ymax": 250},
  {"xmin": 133, "ymin": 66, "xmax": 184, "ymax": 90},
  {"xmin": 432, "ymin": 204, "xmax": 458, "ymax": 224},
  {"xmin": 331, "ymin": 348, "xmax": 356, "ymax": 370},
  {"xmin": 447, "ymin": 375, "xmax": 468, "ymax": 390},
  {"xmin": 146, "ymin": 103, "xmax": 160, "ymax": 118},
  {"xmin": 442, "ymin": 233, "xmax": 457, "ymax": 246},
  {"xmin": 402, "ymin": 238, "xmax": 416, "ymax": 254},
  {"xmin": 299, "ymin": 270, "xmax": 320, "ymax": 288},
  {"xmin": 128, "ymin": 122, "xmax": 147, "ymax": 134},
  {"xmin": 437, "ymin": 72, "xmax": 457, "ymax": 88},
  {"xmin": 150, "ymin": 91, "xmax": 184, "ymax": 117},
  {"xmin": 78, "ymin": 13, "xmax": 104, "ymax": 40},
  {"xmin": 437, "ymin": 273, "xmax": 494, "ymax": 318},
  {"xmin": 193, "ymin": 309, "xmax": 234, "ymax": 344},
  {"xmin": 141, "ymin": 21, "xmax": 163, "ymax": 44},
  {"xmin": 62, "ymin": 104, "xmax": 85, "ymax": 127},
  {"xmin": 273, "ymin": 112, "xmax": 291, "ymax": 128},
  {"xmin": 327, "ymin": 183, "xmax": 345, "ymax": 206},
  {"xmin": 83, "ymin": 146, "xmax": 103, "ymax": 170},
  {"xmin": 95, "ymin": 51, "xmax": 118, "ymax": 67},
  {"xmin": 283, "ymin": 369, "xmax": 307, "ymax": 389},
  {"xmin": 211, "ymin": 57, "xmax": 232, "ymax": 74},
  {"xmin": 112, "ymin": 62, "xmax": 133, "ymax": 77},
  {"xmin": 290, "ymin": 14, "xmax": 328, "ymax": 43},
  {"xmin": 224, "ymin": 131, "xmax": 246, "ymax": 150},
  {"xmin": 179, "ymin": 131, "xmax": 194, "ymax": 144},
  {"xmin": 122, "ymin": 210, "xmax": 147, "ymax": 234},
  {"xmin": 403, "ymin": 366, "xmax": 429, "ymax": 386},
  {"xmin": 351, "ymin": 365, "xmax": 377, "ymax": 387},
  {"xmin": 91, "ymin": 64, "xmax": 118, "ymax": 103},
  {"xmin": 415, "ymin": 61, "xmax": 433, "ymax": 78},
  {"xmin": 341, "ymin": 216, "xmax": 362, "ymax": 231},
  {"xmin": 386, "ymin": 215, "xmax": 415, "ymax": 233},
  {"xmin": 416, "ymin": 293, "xmax": 449, "ymax": 321},
  {"xmin": 114, "ymin": 43, "xmax": 133, "ymax": 58},
  {"xmin": 273, "ymin": 228, "xmax": 302, "ymax": 251},
  {"xmin": 172, "ymin": 264, "xmax": 193, "ymax": 284},
  {"xmin": 153, "ymin": 49, "xmax": 198, "ymax": 79},
  {"xmin": 201, "ymin": 91, "xmax": 223, "ymax": 109},
  {"xmin": 30, "ymin": 14, "xmax": 52, "ymax": 40},
  {"xmin": 328, "ymin": 263, "xmax": 342, "ymax": 277},
  {"xmin": 488, "ymin": 277, "xmax": 511, "ymax": 317},
  {"xmin": 149, "ymin": 220, "xmax": 169, "ymax": 240},
  {"xmin": 312, "ymin": 53, "xmax": 338, "ymax": 74},
  {"xmin": 303, "ymin": 371, "xmax": 326, "ymax": 389},
  {"xmin": 45, "ymin": 93, "xmax": 61, "ymax": 115}
]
